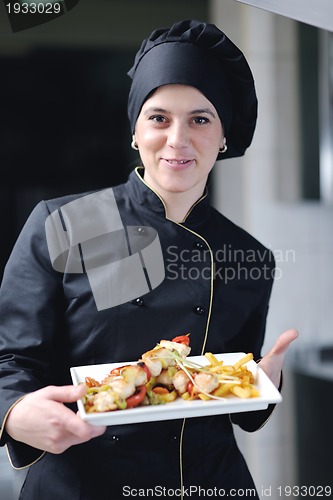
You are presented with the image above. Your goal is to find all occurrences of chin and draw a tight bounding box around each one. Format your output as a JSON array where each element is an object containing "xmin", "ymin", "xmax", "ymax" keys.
[{"xmin": 165, "ymin": 183, "xmax": 199, "ymax": 195}]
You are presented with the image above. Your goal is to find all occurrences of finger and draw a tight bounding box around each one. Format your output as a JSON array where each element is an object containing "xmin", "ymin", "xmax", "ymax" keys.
[
  {"xmin": 46, "ymin": 386, "xmax": 106, "ymax": 440},
  {"xmin": 63, "ymin": 411, "xmax": 106, "ymax": 441},
  {"xmin": 43, "ymin": 413, "xmax": 106, "ymax": 454},
  {"xmin": 41, "ymin": 384, "xmax": 87, "ymax": 404}
]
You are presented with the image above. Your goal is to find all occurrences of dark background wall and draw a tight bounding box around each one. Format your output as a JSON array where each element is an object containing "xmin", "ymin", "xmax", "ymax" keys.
[
  {"xmin": 0, "ymin": 46, "xmax": 135, "ymax": 277},
  {"xmin": 0, "ymin": 0, "xmax": 209, "ymax": 280}
]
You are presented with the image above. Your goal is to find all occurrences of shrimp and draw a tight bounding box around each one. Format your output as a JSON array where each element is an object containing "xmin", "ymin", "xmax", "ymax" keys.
[
  {"xmin": 91, "ymin": 390, "xmax": 117, "ymax": 412},
  {"xmin": 172, "ymin": 369, "xmax": 190, "ymax": 395},
  {"xmin": 140, "ymin": 347, "xmax": 175, "ymax": 376},
  {"xmin": 140, "ymin": 353, "xmax": 163, "ymax": 377},
  {"xmin": 121, "ymin": 365, "xmax": 149, "ymax": 386},
  {"xmin": 156, "ymin": 367, "xmax": 177, "ymax": 388},
  {"xmin": 85, "ymin": 365, "xmax": 149, "ymax": 412},
  {"xmin": 192, "ymin": 372, "xmax": 219, "ymax": 395},
  {"xmin": 100, "ymin": 364, "xmax": 148, "ymax": 400},
  {"xmin": 159, "ymin": 340, "xmax": 191, "ymax": 358},
  {"xmin": 101, "ymin": 364, "xmax": 148, "ymax": 390},
  {"xmin": 85, "ymin": 376, "xmax": 101, "ymax": 388},
  {"xmin": 107, "ymin": 377, "xmax": 135, "ymax": 399}
]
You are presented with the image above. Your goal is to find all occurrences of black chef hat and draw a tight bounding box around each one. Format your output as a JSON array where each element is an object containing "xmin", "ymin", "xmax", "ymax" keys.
[{"xmin": 127, "ymin": 19, "xmax": 258, "ymax": 160}]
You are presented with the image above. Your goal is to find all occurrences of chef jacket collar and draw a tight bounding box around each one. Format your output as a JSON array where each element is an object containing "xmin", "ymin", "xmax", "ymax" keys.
[{"xmin": 126, "ymin": 167, "xmax": 211, "ymax": 224}]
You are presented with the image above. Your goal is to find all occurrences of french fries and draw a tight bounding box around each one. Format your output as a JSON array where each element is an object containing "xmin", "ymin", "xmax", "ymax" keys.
[
  {"xmin": 232, "ymin": 352, "xmax": 254, "ymax": 371},
  {"xmin": 181, "ymin": 352, "xmax": 259, "ymax": 401}
]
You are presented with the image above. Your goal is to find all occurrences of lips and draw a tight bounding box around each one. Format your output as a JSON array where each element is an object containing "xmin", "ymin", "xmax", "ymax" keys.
[
  {"xmin": 166, "ymin": 159, "xmax": 191, "ymax": 164},
  {"xmin": 161, "ymin": 158, "xmax": 194, "ymax": 170}
]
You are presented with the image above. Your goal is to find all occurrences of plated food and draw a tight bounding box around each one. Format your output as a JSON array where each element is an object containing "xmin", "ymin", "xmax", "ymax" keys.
[{"xmin": 81, "ymin": 335, "xmax": 260, "ymax": 414}]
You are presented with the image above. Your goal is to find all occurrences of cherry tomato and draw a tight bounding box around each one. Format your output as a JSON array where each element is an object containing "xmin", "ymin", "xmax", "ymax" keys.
[
  {"xmin": 187, "ymin": 381, "xmax": 195, "ymax": 397},
  {"xmin": 172, "ymin": 335, "xmax": 190, "ymax": 346},
  {"xmin": 126, "ymin": 385, "xmax": 147, "ymax": 408}
]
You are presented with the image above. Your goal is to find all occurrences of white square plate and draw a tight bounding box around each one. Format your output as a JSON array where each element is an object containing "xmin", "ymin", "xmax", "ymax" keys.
[{"xmin": 70, "ymin": 352, "xmax": 282, "ymax": 426}]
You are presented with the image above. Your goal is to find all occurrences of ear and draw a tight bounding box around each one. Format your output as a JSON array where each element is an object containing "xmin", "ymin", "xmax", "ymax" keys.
[
  {"xmin": 218, "ymin": 137, "xmax": 228, "ymax": 154},
  {"xmin": 131, "ymin": 135, "xmax": 139, "ymax": 151}
]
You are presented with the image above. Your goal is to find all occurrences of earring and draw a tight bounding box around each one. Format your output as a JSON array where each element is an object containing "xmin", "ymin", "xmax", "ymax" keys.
[
  {"xmin": 131, "ymin": 138, "xmax": 139, "ymax": 151},
  {"xmin": 219, "ymin": 141, "xmax": 228, "ymax": 154}
]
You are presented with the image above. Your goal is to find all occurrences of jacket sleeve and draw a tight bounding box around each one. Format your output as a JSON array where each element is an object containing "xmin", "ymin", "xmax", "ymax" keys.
[
  {"xmin": 226, "ymin": 252, "xmax": 280, "ymax": 432},
  {"xmin": 0, "ymin": 200, "xmax": 66, "ymax": 468}
]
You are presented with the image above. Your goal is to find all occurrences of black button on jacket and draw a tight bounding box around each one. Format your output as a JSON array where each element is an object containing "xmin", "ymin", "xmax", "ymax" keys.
[{"xmin": 0, "ymin": 168, "xmax": 276, "ymax": 499}]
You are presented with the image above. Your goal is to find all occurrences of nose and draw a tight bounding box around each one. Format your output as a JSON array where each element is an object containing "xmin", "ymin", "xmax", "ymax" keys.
[{"xmin": 167, "ymin": 122, "xmax": 190, "ymax": 149}]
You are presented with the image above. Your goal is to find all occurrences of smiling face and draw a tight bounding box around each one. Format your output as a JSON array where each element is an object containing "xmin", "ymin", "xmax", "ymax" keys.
[{"xmin": 133, "ymin": 84, "xmax": 225, "ymax": 203}]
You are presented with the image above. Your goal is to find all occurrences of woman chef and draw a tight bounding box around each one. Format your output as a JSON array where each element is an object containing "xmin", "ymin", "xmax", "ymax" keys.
[{"xmin": 0, "ymin": 19, "xmax": 297, "ymax": 499}]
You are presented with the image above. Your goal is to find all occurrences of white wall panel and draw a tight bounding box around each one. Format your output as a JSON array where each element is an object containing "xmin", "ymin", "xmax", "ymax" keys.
[{"xmin": 235, "ymin": 0, "xmax": 333, "ymax": 31}]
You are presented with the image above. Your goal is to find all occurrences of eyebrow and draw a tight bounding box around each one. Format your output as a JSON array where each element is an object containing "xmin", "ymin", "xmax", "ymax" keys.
[
  {"xmin": 190, "ymin": 108, "xmax": 216, "ymax": 118},
  {"xmin": 143, "ymin": 107, "xmax": 216, "ymax": 118}
]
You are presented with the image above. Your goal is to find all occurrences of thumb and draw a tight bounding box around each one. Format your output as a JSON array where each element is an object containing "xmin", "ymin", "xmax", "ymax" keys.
[
  {"xmin": 258, "ymin": 329, "xmax": 299, "ymax": 388},
  {"xmin": 42, "ymin": 384, "xmax": 87, "ymax": 404},
  {"xmin": 268, "ymin": 329, "xmax": 299, "ymax": 357}
]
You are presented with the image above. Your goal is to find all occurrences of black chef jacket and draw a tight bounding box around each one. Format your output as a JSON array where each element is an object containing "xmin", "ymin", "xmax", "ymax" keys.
[{"xmin": 0, "ymin": 167, "xmax": 276, "ymax": 499}]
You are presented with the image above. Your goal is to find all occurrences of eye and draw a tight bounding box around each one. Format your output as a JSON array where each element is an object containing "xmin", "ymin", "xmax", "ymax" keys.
[
  {"xmin": 191, "ymin": 116, "xmax": 210, "ymax": 125},
  {"xmin": 149, "ymin": 114, "xmax": 168, "ymax": 124}
]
